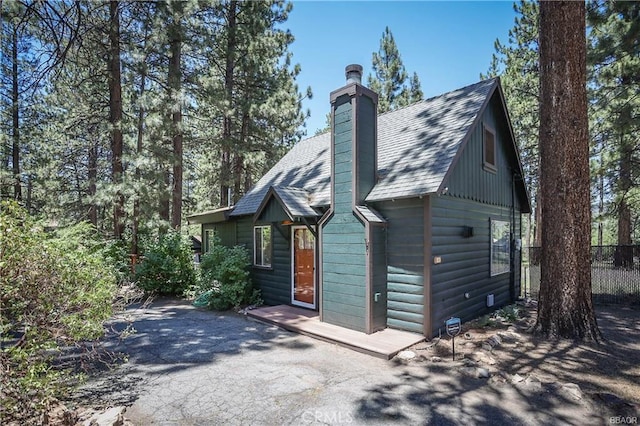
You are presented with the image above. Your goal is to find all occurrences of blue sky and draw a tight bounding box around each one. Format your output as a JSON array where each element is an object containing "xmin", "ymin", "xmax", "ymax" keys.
[{"xmin": 285, "ymin": 1, "xmax": 517, "ymax": 134}]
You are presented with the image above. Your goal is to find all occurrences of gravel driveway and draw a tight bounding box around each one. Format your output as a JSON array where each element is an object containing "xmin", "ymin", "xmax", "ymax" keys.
[{"xmin": 77, "ymin": 297, "xmax": 604, "ymax": 425}]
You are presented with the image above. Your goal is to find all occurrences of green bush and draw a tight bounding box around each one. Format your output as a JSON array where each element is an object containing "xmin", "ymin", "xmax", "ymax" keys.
[
  {"xmin": 134, "ymin": 231, "xmax": 196, "ymax": 295},
  {"xmin": 0, "ymin": 201, "xmax": 117, "ymax": 423},
  {"xmin": 198, "ymin": 241, "xmax": 259, "ymax": 310}
]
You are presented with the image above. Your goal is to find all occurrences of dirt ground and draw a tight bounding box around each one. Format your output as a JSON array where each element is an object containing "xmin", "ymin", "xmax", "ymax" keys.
[{"xmin": 407, "ymin": 301, "xmax": 640, "ymax": 421}]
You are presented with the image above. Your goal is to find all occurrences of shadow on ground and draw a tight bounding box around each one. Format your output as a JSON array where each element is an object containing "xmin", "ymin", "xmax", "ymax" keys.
[{"xmin": 70, "ymin": 297, "xmax": 313, "ymax": 409}]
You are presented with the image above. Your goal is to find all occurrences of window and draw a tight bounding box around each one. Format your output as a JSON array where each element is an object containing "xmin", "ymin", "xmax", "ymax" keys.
[
  {"xmin": 204, "ymin": 229, "xmax": 215, "ymax": 253},
  {"xmin": 254, "ymin": 225, "xmax": 272, "ymax": 267},
  {"xmin": 483, "ymin": 125, "xmax": 497, "ymax": 172},
  {"xmin": 490, "ymin": 219, "xmax": 510, "ymax": 276}
]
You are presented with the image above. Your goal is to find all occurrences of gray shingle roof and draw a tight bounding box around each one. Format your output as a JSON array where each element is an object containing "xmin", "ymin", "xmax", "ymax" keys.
[
  {"xmin": 231, "ymin": 132, "xmax": 331, "ymax": 216},
  {"xmin": 270, "ymin": 186, "xmax": 321, "ymax": 219},
  {"xmin": 355, "ymin": 206, "xmax": 386, "ymax": 223},
  {"xmin": 231, "ymin": 78, "xmax": 497, "ymax": 217}
]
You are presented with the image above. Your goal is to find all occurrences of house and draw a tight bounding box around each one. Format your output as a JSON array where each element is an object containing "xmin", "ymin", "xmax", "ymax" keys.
[{"xmin": 188, "ymin": 64, "xmax": 531, "ymax": 338}]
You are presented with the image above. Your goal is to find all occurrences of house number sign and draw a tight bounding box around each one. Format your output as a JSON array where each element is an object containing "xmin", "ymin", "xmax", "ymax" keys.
[
  {"xmin": 445, "ymin": 317, "xmax": 461, "ymax": 361},
  {"xmin": 445, "ymin": 317, "xmax": 461, "ymax": 336}
]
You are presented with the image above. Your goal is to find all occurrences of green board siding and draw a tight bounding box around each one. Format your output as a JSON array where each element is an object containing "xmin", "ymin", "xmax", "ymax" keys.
[
  {"xmin": 376, "ymin": 198, "xmax": 425, "ymax": 334},
  {"xmin": 322, "ymin": 96, "xmax": 368, "ymax": 332},
  {"xmin": 370, "ymin": 225, "xmax": 387, "ymax": 331},
  {"xmin": 356, "ymin": 96, "xmax": 376, "ymax": 204},
  {"xmin": 258, "ymin": 198, "xmax": 289, "ymax": 223},
  {"xmin": 235, "ymin": 216, "xmax": 291, "ymax": 306},
  {"xmin": 202, "ymin": 222, "xmax": 236, "ymax": 252},
  {"xmin": 445, "ymin": 95, "xmax": 521, "ymax": 209},
  {"xmin": 430, "ymin": 196, "xmax": 521, "ymax": 336},
  {"xmin": 323, "ymin": 214, "xmax": 367, "ymax": 331}
]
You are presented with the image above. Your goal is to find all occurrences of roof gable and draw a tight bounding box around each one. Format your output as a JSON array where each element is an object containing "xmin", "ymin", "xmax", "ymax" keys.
[
  {"xmin": 254, "ymin": 186, "xmax": 322, "ymax": 223},
  {"xmin": 366, "ymin": 79, "xmax": 496, "ymax": 201}
]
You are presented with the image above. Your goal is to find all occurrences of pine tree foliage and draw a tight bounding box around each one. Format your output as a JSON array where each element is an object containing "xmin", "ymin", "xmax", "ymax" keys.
[
  {"xmin": 587, "ymin": 0, "xmax": 640, "ymax": 250},
  {"xmin": 0, "ymin": 0, "xmax": 309, "ymax": 247},
  {"xmin": 486, "ymin": 0, "xmax": 640, "ymax": 246},
  {"xmin": 367, "ymin": 26, "xmax": 422, "ymax": 113}
]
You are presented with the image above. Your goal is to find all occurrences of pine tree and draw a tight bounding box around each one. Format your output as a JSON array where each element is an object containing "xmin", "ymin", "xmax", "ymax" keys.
[
  {"xmin": 108, "ymin": 0, "xmax": 125, "ymax": 239},
  {"xmin": 194, "ymin": 0, "xmax": 308, "ymax": 207},
  {"xmin": 535, "ymin": 0, "xmax": 600, "ymax": 341},
  {"xmin": 408, "ymin": 72, "xmax": 423, "ymax": 104},
  {"xmin": 483, "ymin": 0, "xmax": 541, "ymax": 245},
  {"xmin": 367, "ymin": 26, "xmax": 422, "ymax": 113},
  {"xmin": 588, "ymin": 0, "xmax": 640, "ymax": 260}
]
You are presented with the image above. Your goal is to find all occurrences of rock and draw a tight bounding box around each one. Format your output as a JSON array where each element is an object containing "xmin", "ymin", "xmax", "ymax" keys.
[
  {"xmin": 396, "ymin": 350, "xmax": 416, "ymax": 361},
  {"xmin": 497, "ymin": 331, "xmax": 520, "ymax": 342},
  {"xmin": 477, "ymin": 368, "xmax": 490, "ymax": 379},
  {"xmin": 464, "ymin": 342, "xmax": 476, "ymax": 348},
  {"xmin": 524, "ymin": 375, "xmax": 543, "ymax": 392},
  {"xmin": 460, "ymin": 366, "xmax": 490, "ymax": 379},
  {"xmin": 430, "ymin": 356, "xmax": 443, "ymax": 363},
  {"xmin": 511, "ymin": 373, "xmax": 525, "ymax": 384},
  {"xmin": 561, "ymin": 383, "xmax": 583, "ymax": 401},
  {"xmin": 481, "ymin": 334, "xmax": 502, "ymax": 351},
  {"xmin": 470, "ymin": 351, "xmax": 496, "ymax": 365},
  {"xmin": 84, "ymin": 406, "xmax": 126, "ymax": 426},
  {"xmin": 43, "ymin": 403, "xmax": 77, "ymax": 426},
  {"xmin": 461, "ymin": 366, "xmax": 477, "ymax": 377},
  {"xmin": 462, "ymin": 357, "xmax": 477, "ymax": 366}
]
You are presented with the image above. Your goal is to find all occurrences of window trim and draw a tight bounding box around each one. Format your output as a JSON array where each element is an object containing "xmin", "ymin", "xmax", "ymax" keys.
[
  {"xmin": 483, "ymin": 124, "xmax": 497, "ymax": 173},
  {"xmin": 490, "ymin": 219, "xmax": 511, "ymax": 277},
  {"xmin": 204, "ymin": 228, "xmax": 216, "ymax": 253},
  {"xmin": 253, "ymin": 225, "xmax": 273, "ymax": 268}
]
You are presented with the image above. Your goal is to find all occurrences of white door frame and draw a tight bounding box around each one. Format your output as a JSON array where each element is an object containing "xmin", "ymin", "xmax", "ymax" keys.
[{"xmin": 291, "ymin": 225, "xmax": 316, "ymax": 309}]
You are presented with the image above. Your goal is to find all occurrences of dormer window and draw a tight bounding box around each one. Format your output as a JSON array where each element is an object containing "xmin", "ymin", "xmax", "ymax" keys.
[{"xmin": 483, "ymin": 125, "xmax": 497, "ymax": 173}]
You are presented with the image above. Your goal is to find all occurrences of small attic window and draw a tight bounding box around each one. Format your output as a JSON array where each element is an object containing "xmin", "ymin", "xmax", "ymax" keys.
[{"xmin": 483, "ymin": 125, "xmax": 497, "ymax": 173}]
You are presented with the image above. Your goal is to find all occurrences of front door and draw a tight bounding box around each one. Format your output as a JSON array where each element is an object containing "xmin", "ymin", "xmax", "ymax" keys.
[{"xmin": 292, "ymin": 226, "xmax": 316, "ymax": 308}]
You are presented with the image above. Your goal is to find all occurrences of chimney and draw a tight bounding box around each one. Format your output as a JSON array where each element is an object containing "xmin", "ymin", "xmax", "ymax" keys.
[
  {"xmin": 345, "ymin": 64, "xmax": 363, "ymax": 85},
  {"xmin": 329, "ymin": 64, "xmax": 378, "ymax": 207}
]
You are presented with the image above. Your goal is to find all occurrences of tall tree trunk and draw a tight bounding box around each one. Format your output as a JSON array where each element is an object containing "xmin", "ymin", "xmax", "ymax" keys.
[
  {"xmin": 535, "ymin": 0, "xmax": 600, "ymax": 340},
  {"xmin": 596, "ymin": 154, "xmax": 604, "ymax": 260},
  {"xmin": 158, "ymin": 171, "xmax": 170, "ymax": 226},
  {"xmin": 12, "ymin": 25, "xmax": 21, "ymax": 201},
  {"xmin": 220, "ymin": 0, "xmax": 238, "ymax": 208},
  {"xmin": 109, "ymin": 0, "xmax": 125, "ymax": 239},
  {"xmin": 132, "ymin": 67, "xmax": 146, "ymax": 255},
  {"xmin": 232, "ymin": 112, "xmax": 249, "ymax": 203},
  {"xmin": 169, "ymin": 5, "xmax": 183, "ymax": 230},
  {"xmin": 615, "ymin": 133, "xmax": 633, "ymax": 266},
  {"xmin": 88, "ymin": 142, "xmax": 98, "ymax": 226}
]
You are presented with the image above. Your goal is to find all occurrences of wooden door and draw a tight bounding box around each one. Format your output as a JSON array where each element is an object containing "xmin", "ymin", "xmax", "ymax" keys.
[{"xmin": 292, "ymin": 227, "xmax": 315, "ymax": 308}]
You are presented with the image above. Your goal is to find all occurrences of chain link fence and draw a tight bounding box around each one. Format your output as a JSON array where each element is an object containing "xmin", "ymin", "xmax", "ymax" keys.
[{"xmin": 522, "ymin": 245, "xmax": 640, "ymax": 305}]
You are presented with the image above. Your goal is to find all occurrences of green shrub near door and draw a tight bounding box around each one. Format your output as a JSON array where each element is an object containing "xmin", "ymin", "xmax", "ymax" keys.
[{"xmin": 197, "ymin": 239, "xmax": 260, "ymax": 310}]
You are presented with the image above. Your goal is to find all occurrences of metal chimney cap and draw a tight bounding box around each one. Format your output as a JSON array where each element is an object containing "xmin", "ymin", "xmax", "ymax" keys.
[{"xmin": 345, "ymin": 64, "xmax": 363, "ymax": 84}]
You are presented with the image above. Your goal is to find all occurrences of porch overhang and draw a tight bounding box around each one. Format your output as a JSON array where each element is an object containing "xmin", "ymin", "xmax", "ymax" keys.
[
  {"xmin": 186, "ymin": 206, "xmax": 234, "ymax": 225},
  {"xmin": 254, "ymin": 186, "xmax": 322, "ymax": 224}
]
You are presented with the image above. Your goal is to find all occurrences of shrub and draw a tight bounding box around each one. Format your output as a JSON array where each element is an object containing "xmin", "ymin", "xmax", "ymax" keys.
[
  {"xmin": 134, "ymin": 230, "xmax": 196, "ymax": 295},
  {"xmin": 0, "ymin": 201, "xmax": 117, "ymax": 423},
  {"xmin": 198, "ymin": 241, "xmax": 259, "ymax": 310}
]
